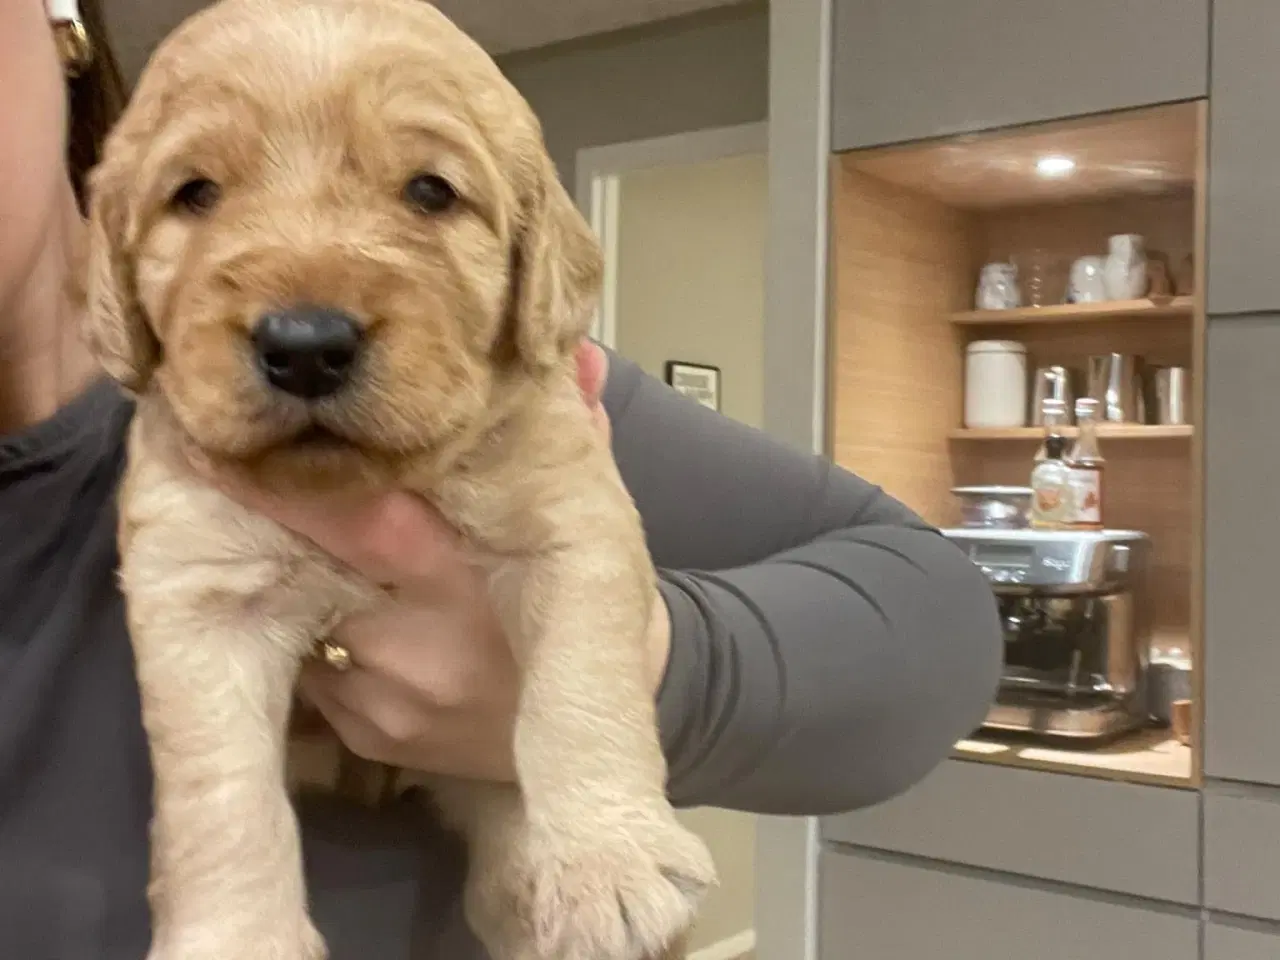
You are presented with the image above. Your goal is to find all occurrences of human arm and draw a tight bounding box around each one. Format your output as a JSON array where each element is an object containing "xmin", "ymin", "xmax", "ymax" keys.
[{"xmin": 603, "ymin": 349, "xmax": 1002, "ymax": 815}]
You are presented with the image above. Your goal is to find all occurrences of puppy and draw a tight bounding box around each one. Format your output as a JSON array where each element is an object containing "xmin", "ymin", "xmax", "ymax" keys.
[{"xmin": 79, "ymin": 1, "xmax": 716, "ymax": 958}]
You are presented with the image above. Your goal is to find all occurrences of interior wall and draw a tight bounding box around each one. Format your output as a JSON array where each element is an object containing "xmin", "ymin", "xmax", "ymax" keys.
[
  {"xmin": 616, "ymin": 153, "xmax": 767, "ymax": 428},
  {"xmin": 498, "ymin": 3, "xmax": 768, "ymax": 185},
  {"xmin": 613, "ymin": 151, "xmax": 767, "ymax": 953}
]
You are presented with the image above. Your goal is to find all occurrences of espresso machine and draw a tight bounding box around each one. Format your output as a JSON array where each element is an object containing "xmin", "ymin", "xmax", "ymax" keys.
[{"xmin": 943, "ymin": 528, "xmax": 1152, "ymax": 743}]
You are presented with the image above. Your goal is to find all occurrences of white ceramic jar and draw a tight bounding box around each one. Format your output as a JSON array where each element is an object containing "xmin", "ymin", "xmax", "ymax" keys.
[{"xmin": 965, "ymin": 340, "xmax": 1028, "ymax": 428}]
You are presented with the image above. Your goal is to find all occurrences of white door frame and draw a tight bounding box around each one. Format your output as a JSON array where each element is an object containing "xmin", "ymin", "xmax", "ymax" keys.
[{"xmin": 573, "ymin": 122, "xmax": 768, "ymax": 349}]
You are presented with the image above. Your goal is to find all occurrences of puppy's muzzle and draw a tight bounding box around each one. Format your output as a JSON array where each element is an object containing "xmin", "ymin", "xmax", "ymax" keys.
[{"xmin": 253, "ymin": 304, "xmax": 364, "ymax": 400}]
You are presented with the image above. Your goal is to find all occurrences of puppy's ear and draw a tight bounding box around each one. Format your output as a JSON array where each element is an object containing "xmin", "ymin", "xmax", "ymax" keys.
[
  {"xmin": 507, "ymin": 156, "xmax": 604, "ymax": 369},
  {"xmin": 80, "ymin": 161, "xmax": 160, "ymax": 393}
]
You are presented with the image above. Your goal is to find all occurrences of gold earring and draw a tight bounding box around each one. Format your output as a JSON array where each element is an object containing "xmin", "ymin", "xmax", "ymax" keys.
[{"xmin": 48, "ymin": 0, "xmax": 94, "ymax": 78}]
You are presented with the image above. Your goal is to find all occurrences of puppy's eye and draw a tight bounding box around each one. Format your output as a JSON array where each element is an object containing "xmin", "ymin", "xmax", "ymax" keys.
[
  {"xmin": 170, "ymin": 178, "xmax": 221, "ymax": 216},
  {"xmin": 403, "ymin": 174, "xmax": 458, "ymax": 214}
]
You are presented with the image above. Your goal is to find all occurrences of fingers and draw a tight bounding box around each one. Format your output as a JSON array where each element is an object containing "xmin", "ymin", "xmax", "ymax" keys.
[
  {"xmin": 574, "ymin": 341, "xmax": 612, "ymax": 443},
  {"xmin": 300, "ymin": 662, "xmax": 420, "ymax": 755},
  {"xmin": 298, "ymin": 657, "xmax": 516, "ymax": 778},
  {"xmin": 575, "ymin": 339, "xmax": 609, "ymax": 405}
]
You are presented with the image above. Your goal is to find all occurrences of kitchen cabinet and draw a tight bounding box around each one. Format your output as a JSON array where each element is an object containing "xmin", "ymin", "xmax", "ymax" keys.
[
  {"xmin": 829, "ymin": 0, "xmax": 1207, "ymax": 153},
  {"xmin": 822, "ymin": 759, "xmax": 1199, "ymax": 904},
  {"xmin": 1204, "ymin": 317, "xmax": 1280, "ymax": 785},
  {"xmin": 1207, "ymin": 0, "xmax": 1280, "ymax": 314},
  {"xmin": 817, "ymin": 849, "xmax": 1200, "ymax": 960},
  {"xmin": 1204, "ymin": 920, "xmax": 1280, "ymax": 960},
  {"xmin": 1203, "ymin": 783, "xmax": 1280, "ymax": 921}
]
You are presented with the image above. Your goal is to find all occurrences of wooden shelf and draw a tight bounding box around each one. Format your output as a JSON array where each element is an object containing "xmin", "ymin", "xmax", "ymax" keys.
[
  {"xmin": 954, "ymin": 728, "xmax": 1194, "ymax": 788},
  {"xmin": 950, "ymin": 424, "xmax": 1193, "ymax": 441},
  {"xmin": 953, "ymin": 296, "xmax": 1195, "ymax": 326}
]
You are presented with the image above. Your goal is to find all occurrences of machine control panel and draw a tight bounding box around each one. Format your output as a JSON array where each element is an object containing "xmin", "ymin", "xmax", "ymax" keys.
[{"xmin": 941, "ymin": 529, "xmax": 1149, "ymax": 591}]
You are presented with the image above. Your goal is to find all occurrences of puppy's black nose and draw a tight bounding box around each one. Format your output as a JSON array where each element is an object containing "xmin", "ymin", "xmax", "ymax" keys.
[{"xmin": 252, "ymin": 305, "xmax": 363, "ymax": 399}]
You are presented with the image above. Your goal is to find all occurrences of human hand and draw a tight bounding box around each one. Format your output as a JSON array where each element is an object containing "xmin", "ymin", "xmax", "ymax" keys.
[{"xmin": 206, "ymin": 340, "xmax": 668, "ymax": 781}]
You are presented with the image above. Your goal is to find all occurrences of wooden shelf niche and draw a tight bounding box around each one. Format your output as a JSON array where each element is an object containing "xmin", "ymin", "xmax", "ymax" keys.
[{"xmin": 827, "ymin": 101, "xmax": 1206, "ymax": 786}]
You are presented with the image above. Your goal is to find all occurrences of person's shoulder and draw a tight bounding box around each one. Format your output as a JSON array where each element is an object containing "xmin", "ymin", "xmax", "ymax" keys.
[{"xmin": 52, "ymin": 377, "xmax": 134, "ymax": 483}]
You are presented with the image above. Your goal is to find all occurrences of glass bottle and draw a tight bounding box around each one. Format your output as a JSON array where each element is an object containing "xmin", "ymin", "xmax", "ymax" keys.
[
  {"xmin": 1033, "ymin": 398, "xmax": 1069, "ymax": 461},
  {"xmin": 1066, "ymin": 397, "xmax": 1105, "ymax": 529},
  {"xmin": 1030, "ymin": 400, "xmax": 1073, "ymax": 529}
]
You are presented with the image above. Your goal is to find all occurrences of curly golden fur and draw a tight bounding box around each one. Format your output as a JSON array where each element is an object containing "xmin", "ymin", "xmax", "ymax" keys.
[{"xmin": 79, "ymin": 1, "xmax": 715, "ymax": 958}]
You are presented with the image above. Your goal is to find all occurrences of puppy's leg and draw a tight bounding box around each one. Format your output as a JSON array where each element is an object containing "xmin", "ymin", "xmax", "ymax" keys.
[
  {"xmin": 440, "ymin": 545, "xmax": 716, "ymax": 960},
  {"xmin": 123, "ymin": 550, "xmax": 326, "ymax": 960}
]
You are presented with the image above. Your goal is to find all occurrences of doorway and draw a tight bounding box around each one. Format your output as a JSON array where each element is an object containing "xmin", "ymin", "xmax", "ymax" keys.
[
  {"xmin": 575, "ymin": 124, "xmax": 766, "ymax": 960},
  {"xmin": 577, "ymin": 123, "xmax": 767, "ymax": 428}
]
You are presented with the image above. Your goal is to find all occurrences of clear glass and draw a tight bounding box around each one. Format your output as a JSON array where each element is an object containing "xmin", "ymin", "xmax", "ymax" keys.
[
  {"xmin": 1014, "ymin": 247, "xmax": 1065, "ymax": 307},
  {"xmin": 1069, "ymin": 398, "xmax": 1104, "ymax": 465},
  {"xmin": 1030, "ymin": 436, "xmax": 1073, "ymax": 529},
  {"xmin": 1067, "ymin": 397, "xmax": 1105, "ymax": 529},
  {"xmin": 1034, "ymin": 398, "xmax": 1069, "ymax": 462}
]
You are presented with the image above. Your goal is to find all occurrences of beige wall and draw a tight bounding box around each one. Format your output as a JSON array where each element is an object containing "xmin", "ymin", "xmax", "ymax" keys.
[
  {"xmin": 613, "ymin": 151, "xmax": 767, "ymax": 953},
  {"xmin": 498, "ymin": 3, "xmax": 768, "ymax": 185},
  {"xmin": 615, "ymin": 153, "xmax": 767, "ymax": 429}
]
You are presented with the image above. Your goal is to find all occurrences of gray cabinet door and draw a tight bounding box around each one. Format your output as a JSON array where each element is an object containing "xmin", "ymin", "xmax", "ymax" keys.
[
  {"xmin": 822, "ymin": 759, "xmax": 1198, "ymax": 904},
  {"xmin": 1204, "ymin": 317, "xmax": 1280, "ymax": 785},
  {"xmin": 1208, "ymin": 0, "xmax": 1280, "ymax": 314},
  {"xmin": 1205, "ymin": 921, "xmax": 1280, "ymax": 960},
  {"xmin": 830, "ymin": 0, "xmax": 1208, "ymax": 152},
  {"xmin": 818, "ymin": 849, "xmax": 1200, "ymax": 960},
  {"xmin": 1204, "ymin": 784, "xmax": 1280, "ymax": 922}
]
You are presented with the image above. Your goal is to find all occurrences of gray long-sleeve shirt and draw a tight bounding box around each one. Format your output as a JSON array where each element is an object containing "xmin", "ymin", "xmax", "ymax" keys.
[{"xmin": 0, "ymin": 349, "xmax": 1000, "ymax": 959}]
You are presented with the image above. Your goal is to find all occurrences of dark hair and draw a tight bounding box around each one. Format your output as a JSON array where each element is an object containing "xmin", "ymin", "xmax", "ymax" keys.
[{"xmin": 65, "ymin": 0, "xmax": 127, "ymax": 212}]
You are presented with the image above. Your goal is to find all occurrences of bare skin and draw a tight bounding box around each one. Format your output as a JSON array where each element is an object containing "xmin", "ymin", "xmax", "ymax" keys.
[{"xmin": 0, "ymin": 0, "xmax": 99, "ymax": 433}]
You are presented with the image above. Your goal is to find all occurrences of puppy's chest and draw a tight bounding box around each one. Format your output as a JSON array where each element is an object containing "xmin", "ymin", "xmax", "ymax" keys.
[{"xmin": 120, "ymin": 473, "xmax": 375, "ymax": 637}]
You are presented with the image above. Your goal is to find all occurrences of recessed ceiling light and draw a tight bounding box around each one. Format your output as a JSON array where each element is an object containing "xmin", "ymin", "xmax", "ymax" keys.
[{"xmin": 1036, "ymin": 155, "xmax": 1076, "ymax": 177}]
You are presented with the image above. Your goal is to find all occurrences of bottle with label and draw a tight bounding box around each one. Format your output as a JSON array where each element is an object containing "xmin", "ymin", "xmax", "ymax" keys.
[
  {"xmin": 1030, "ymin": 399, "xmax": 1073, "ymax": 529},
  {"xmin": 1067, "ymin": 397, "xmax": 1105, "ymax": 529}
]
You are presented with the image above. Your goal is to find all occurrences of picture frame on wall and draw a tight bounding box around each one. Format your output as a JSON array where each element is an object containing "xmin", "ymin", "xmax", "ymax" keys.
[{"xmin": 664, "ymin": 361, "xmax": 721, "ymax": 412}]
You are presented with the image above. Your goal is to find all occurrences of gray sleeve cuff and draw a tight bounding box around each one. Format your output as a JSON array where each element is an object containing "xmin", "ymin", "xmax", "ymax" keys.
[{"xmin": 655, "ymin": 572, "xmax": 784, "ymax": 808}]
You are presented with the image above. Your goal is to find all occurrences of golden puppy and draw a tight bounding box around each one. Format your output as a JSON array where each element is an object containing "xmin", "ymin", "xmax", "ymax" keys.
[{"xmin": 79, "ymin": 1, "xmax": 716, "ymax": 958}]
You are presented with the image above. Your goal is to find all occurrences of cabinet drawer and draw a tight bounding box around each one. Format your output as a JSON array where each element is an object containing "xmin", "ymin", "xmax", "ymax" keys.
[
  {"xmin": 1205, "ymin": 784, "xmax": 1280, "ymax": 921},
  {"xmin": 819, "ymin": 849, "xmax": 1199, "ymax": 960},
  {"xmin": 830, "ymin": 0, "xmax": 1208, "ymax": 152},
  {"xmin": 821, "ymin": 759, "xmax": 1198, "ymax": 903},
  {"xmin": 1205, "ymin": 920, "xmax": 1280, "ymax": 960}
]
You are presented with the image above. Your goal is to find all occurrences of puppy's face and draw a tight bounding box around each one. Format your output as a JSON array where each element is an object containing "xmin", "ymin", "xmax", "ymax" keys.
[{"xmin": 84, "ymin": 0, "xmax": 601, "ymax": 488}]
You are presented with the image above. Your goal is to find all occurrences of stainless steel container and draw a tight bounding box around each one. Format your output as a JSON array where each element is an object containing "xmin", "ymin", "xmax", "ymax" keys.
[
  {"xmin": 1031, "ymin": 366, "xmax": 1074, "ymax": 425},
  {"xmin": 1153, "ymin": 366, "xmax": 1190, "ymax": 425},
  {"xmin": 1149, "ymin": 647, "xmax": 1193, "ymax": 724},
  {"xmin": 1087, "ymin": 353, "xmax": 1144, "ymax": 423}
]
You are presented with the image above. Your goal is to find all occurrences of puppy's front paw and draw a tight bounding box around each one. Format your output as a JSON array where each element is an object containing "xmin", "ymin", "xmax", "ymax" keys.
[{"xmin": 481, "ymin": 810, "xmax": 716, "ymax": 960}]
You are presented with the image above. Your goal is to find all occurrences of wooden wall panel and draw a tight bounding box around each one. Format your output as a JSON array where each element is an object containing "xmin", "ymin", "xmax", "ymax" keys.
[{"xmin": 828, "ymin": 161, "xmax": 976, "ymax": 527}]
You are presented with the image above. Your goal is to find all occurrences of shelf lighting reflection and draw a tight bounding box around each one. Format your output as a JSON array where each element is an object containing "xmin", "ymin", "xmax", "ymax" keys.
[{"xmin": 1036, "ymin": 154, "xmax": 1076, "ymax": 177}]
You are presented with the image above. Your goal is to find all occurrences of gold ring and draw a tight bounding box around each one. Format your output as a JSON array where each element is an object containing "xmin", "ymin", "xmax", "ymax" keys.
[
  {"xmin": 316, "ymin": 639, "xmax": 353, "ymax": 672},
  {"xmin": 52, "ymin": 18, "xmax": 94, "ymax": 78}
]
